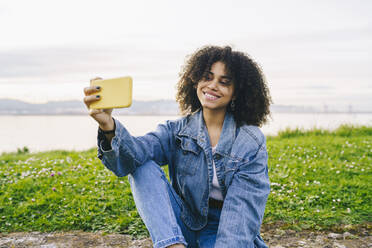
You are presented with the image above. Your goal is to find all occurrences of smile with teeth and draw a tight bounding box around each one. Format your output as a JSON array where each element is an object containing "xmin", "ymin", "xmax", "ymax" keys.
[{"xmin": 203, "ymin": 92, "xmax": 220, "ymax": 101}]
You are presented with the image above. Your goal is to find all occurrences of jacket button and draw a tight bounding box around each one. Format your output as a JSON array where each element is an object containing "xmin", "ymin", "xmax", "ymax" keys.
[
  {"xmin": 215, "ymin": 154, "xmax": 221, "ymax": 160},
  {"xmin": 183, "ymin": 150, "xmax": 187, "ymax": 155},
  {"xmin": 203, "ymin": 207, "xmax": 208, "ymax": 215}
]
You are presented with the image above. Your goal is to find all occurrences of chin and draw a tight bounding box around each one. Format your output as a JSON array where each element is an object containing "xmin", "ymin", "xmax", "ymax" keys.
[{"xmin": 201, "ymin": 103, "xmax": 227, "ymax": 112}]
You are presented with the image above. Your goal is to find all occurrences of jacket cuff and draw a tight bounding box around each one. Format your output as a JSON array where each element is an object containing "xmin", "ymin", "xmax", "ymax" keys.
[{"xmin": 97, "ymin": 118, "xmax": 116, "ymax": 159}]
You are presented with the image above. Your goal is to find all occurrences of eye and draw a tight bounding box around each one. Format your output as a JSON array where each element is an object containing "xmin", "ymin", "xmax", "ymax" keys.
[
  {"xmin": 204, "ymin": 72, "xmax": 213, "ymax": 81},
  {"xmin": 220, "ymin": 80, "xmax": 232, "ymax": 86}
]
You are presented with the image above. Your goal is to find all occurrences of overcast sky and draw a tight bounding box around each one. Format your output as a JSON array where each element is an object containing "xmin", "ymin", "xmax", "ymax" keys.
[{"xmin": 0, "ymin": 0, "xmax": 371, "ymax": 111}]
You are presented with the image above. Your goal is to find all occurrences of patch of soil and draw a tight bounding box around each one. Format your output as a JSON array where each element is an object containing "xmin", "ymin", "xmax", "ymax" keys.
[
  {"xmin": 0, "ymin": 231, "xmax": 151, "ymax": 248},
  {"xmin": 0, "ymin": 228, "xmax": 370, "ymax": 248},
  {"xmin": 261, "ymin": 227, "xmax": 371, "ymax": 248}
]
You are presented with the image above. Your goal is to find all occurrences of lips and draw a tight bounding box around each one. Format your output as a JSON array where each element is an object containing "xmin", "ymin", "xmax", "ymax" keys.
[{"xmin": 203, "ymin": 91, "xmax": 220, "ymax": 101}]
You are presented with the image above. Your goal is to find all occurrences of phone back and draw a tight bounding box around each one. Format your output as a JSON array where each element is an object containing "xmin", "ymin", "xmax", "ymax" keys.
[{"xmin": 90, "ymin": 76, "xmax": 132, "ymax": 109}]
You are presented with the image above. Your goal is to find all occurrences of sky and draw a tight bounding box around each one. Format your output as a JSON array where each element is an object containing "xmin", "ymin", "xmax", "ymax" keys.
[{"xmin": 0, "ymin": 0, "xmax": 371, "ymax": 111}]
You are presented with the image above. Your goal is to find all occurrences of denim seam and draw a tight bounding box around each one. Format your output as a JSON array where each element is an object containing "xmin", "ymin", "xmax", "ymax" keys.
[
  {"xmin": 153, "ymin": 235, "xmax": 187, "ymax": 248},
  {"xmin": 162, "ymin": 174, "xmax": 183, "ymax": 209},
  {"xmin": 242, "ymin": 126, "xmax": 262, "ymax": 146},
  {"xmin": 162, "ymin": 174, "xmax": 182, "ymax": 233}
]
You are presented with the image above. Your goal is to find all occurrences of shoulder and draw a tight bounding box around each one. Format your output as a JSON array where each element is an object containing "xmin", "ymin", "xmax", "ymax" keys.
[
  {"xmin": 239, "ymin": 124, "xmax": 266, "ymax": 147},
  {"xmin": 161, "ymin": 114, "xmax": 191, "ymax": 134},
  {"xmin": 230, "ymin": 124, "xmax": 266, "ymax": 161}
]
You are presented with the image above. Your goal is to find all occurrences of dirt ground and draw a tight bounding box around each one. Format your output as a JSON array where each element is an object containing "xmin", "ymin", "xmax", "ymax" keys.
[{"xmin": 0, "ymin": 227, "xmax": 371, "ymax": 248}]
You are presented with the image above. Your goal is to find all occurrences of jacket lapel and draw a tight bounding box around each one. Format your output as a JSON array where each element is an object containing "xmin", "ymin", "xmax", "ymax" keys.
[{"xmin": 177, "ymin": 109, "xmax": 237, "ymax": 154}]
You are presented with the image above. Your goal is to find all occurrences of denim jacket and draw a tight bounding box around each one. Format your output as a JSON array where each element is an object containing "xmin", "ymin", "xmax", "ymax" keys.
[{"xmin": 97, "ymin": 110, "xmax": 270, "ymax": 246}]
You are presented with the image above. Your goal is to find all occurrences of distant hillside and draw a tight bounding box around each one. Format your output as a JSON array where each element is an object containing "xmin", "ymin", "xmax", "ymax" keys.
[
  {"xmin": 0, "ymin": 99, "xmax": 178, "ymax": 115},
  {"xmin": 0, "ymin": 98, "xmax": 364, "ymax": 115}
]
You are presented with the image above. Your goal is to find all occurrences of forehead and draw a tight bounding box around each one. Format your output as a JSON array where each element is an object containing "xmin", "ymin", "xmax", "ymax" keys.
[
  {"xmin": 209, "ymin": 61, "xmax": 231, "ymax": 78},
  {"xmin": 210, "ymin": 61, "xmax": 226, "ymax": 71}
]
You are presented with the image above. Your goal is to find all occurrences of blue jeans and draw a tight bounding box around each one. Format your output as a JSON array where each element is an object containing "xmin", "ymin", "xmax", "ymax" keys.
[{"xmin": 128, "ymin": 160, "xmax": 222, "ymax": 248}]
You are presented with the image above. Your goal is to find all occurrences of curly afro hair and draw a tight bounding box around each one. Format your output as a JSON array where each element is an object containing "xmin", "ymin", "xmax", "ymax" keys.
[{"xmin": 176, "ymin": 45, "xmax": 272, "ymax": 127}]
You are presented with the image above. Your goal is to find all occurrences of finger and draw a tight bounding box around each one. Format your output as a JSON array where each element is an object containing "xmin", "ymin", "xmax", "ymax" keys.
[
  {"xmin": 103, "ymin": 108, "xmax": 113, "ymax": 114},
  {"xmin": 83, "ymin": 86, "xmax": 101, "ymax": 96},
  {"xmin": 89, "ymin": 108, "xmax": 103, "ymax": 116},
  {"xmin": 83, "ymin": 94, "xmax": 101, "ymax": 108},
  {"xmin": 90, "ymin": 77, "xmax": 103, "ymax": 83}
]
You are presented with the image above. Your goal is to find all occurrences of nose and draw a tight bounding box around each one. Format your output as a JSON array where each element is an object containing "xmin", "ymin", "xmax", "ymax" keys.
[{"xmin": 207, "ymin": 78, "xmax": 218, "ymax": 90}]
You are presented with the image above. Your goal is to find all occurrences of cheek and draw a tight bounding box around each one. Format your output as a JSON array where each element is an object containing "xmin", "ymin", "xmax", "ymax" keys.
[
  {"xmin": 196, "ymin": 85, "xmax": 203, "ymax": 100},
  {"xmin": 196, "ymin": 82, "xmax": 206, "ymax": 94},
  {"xmin": 222, "ymin": 87, "xmax": 234, "ymax": 99},
  {"xmin": 197, "ymin": 81, "xmax": 207, "ymax": 89},
  {"xmin": 227, "ymin": 86, "xmax": 235, "ymax": 99}
]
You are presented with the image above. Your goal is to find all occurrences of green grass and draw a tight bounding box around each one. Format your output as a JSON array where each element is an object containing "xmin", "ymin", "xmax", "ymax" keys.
[
  {"xmin": 0, "ymin": 125, "xmax": 371, "ymax": 235},
  {"xmin": 265, "ymin": 125, "xmax": 371, "ymax": 231}
]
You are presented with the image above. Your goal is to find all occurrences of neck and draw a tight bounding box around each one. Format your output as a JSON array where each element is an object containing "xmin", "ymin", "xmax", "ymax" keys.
[{"xmin": 202, "ymin": 108, "xmax": 226, "ymax": 130}]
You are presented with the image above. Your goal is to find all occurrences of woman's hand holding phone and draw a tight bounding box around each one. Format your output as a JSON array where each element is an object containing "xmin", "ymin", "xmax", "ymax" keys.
[{"xmin": 83, "ymin": 77, "xmax": 114, "ymax": 131}]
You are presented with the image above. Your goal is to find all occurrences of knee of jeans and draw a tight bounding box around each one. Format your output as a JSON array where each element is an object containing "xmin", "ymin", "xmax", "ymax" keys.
[{"xmin": 128, "ymin": 160, "xmax": 165, "ymax": 184}]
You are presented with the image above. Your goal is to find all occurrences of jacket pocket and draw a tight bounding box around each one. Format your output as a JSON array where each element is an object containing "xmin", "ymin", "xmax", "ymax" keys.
[{"xmin": 175, "ymin": 136, "xmax": 202, "ymax": 175}]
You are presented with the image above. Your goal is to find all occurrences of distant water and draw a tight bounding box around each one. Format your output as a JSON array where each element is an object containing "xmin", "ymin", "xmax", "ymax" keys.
[{"xmin": 1, "ymin": 113, "xmax": 371, "ymax": 153}]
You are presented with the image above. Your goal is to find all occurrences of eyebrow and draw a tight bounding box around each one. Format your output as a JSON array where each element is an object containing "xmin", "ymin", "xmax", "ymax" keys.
[{"xmin": 207, "ymin": 71, "xmax": 232, "ymax": 80}]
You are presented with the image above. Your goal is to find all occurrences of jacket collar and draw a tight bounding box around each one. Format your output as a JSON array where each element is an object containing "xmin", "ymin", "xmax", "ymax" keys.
[{"xmin": 178, "ymin": 109, "xmax": 236, "ymax": 155}]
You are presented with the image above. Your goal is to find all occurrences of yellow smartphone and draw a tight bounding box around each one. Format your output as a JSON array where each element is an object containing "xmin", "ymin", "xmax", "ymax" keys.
[{"xmin": 89, "ymin": 76, "xmax": 133, "ymax": 109}]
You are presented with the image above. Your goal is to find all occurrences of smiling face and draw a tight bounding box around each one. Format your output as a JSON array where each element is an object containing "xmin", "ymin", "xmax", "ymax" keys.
[{"xmin": 196, "ymin": 61, "xmax": 235, "ymax": 113}]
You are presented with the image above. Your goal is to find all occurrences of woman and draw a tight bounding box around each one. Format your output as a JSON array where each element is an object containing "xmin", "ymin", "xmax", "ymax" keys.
[{"xmin": 83, "ymin": 45, "xmax": 272, "ymax": 248}]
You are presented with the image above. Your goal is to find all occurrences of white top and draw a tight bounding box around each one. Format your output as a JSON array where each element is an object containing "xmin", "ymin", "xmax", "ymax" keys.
[{"xmin": 209, "ymin": 145, "xmax": 224, "ymax": 201}]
